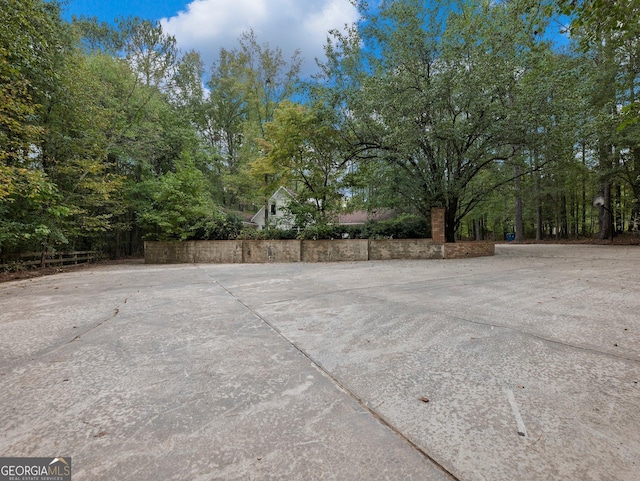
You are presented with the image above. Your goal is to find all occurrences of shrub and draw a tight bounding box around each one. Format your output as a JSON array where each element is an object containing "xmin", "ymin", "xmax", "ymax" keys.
[{"xmin": 362, "ymin": 213, "xmax": 429, "ymax": 239}]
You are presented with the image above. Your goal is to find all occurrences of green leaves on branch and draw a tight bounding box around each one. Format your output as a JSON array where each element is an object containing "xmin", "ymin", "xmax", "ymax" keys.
[
  {"xmin": 252, "ymin": 100, "xmax": 348, "ymax": 227},
  {"xmin": 138, "ymin": 154, "xmax": 241, "ymax": 241}
]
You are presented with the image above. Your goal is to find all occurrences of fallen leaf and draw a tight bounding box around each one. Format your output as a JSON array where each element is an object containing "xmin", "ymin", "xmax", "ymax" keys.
[{"xmin": 419, "ymin": 397, "xmax": 430, "ymax": 403}]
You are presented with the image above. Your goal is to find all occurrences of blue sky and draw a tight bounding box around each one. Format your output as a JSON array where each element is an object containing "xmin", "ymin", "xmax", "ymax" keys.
[
  {"xmin": 61, "ymin": 0, "xmax": 360, "ymax": 76},
  {"xmin": 63, "ymin": 0, "xmax": 190, "ymax": 23}
]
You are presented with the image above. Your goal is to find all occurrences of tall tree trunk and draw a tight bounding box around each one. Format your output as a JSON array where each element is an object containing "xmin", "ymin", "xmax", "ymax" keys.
[
  {"xmin": 534, "ymin": 152, "xmax": 542, "ymax": 240},
  {"xmin": 514, "ymin": 164, "xmax": 524, "ymax": 242},
  {"xmin": 631, "ymin": 146, "xmax": 640, "ymax": 233},
  {"xmin": 581, "ymin": 144, "xmax": 587, "ymax": 236},
  {"xmin": 597, "ymin": 141, "xmax": 613, "ymax": 240},
  {"xmin": 598, "ymin": 180, "xmax": 612, "ymax": 240},
  {"xmin": 595, "ymin": 36, "xmax": 616, "ymax": 241},
  {"xmin": 445, "ymin": 199, "xmax": 458, "ymax": 243},
  {"xmin": 571, "ymin": 189, "xmax": 578, "ymax": 237},
  {"xmin": 560, "ymin": 193, "xmax": 568, "ymax": 239},
  {"xmin": 615, "ymin": 183, "xmax": 622, "ymax": 233}
]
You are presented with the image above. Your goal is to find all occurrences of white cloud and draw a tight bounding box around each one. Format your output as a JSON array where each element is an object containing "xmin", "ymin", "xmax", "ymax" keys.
[{"xmin": 161, "ymin": 0, "xmax": 359, "ymax": 77}]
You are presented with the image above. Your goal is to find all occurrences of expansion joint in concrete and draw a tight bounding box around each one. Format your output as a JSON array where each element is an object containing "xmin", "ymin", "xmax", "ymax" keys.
[{"xmin": 197, "ymin": 266, "xmax": 462, "ymax": 481}]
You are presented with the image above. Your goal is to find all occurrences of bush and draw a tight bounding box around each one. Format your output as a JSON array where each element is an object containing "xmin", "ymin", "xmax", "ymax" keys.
[
  {"xmin": 362, "ymin": 213, "xmax": 429, "ymax": 239},
  {"xmin": 237, "ymin": 227, "xmax": 298, "ymax": 240},
  {"xmin": 192, "ymin": 212, "xmax": 243, "ymax": 240},
  {"xmin": 137, "ymin": 154, "xmax": 245, "ymax": 241},
  {"xmin": 296, "ymin": 223, "xmax": 367, "ymax": 240},
  {"xmin": 297, "ymin": 223, "xmax": 337, "ymax": 240},
  {"xmin": 233, "ymin": 213, "xmax": 430, "ymax": 240}
]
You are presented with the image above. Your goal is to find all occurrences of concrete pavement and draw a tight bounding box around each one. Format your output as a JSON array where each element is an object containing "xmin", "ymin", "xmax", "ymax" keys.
[{"xmin": 1, "ymin": 244, "xmax": 638, "ymax": 480}]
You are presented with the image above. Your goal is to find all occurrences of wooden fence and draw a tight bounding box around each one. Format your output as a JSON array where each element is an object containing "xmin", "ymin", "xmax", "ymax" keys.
[{"xmin": 0, "ymin": 251, "xmax": 98, "ymax": 271}]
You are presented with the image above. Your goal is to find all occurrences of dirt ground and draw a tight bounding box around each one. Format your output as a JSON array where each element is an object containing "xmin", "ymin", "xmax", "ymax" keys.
[{"xmin": 0, "ymin": 257, "xmax": 144, "ymax": 283}]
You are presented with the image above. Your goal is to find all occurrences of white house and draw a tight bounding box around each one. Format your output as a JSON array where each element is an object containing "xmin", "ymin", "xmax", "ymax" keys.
[{"xmin": 250, "ymin": 186, "xmax": 296, "ymax": 230}]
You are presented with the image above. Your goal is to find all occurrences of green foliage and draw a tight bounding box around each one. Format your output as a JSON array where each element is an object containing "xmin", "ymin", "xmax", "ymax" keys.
[
  {"xmin": 252, "ymin": 101, "xmax": 348, "ymax": 226},
  {"xmin": 239, "ymin": 227, "xmax": 298, "ymax": 240},
  {"xmin": 137, "ymin": 154, "xmax": 238, "ymax": 241},
  {"xmin": 296, "ymin": 223, "xmax": 343, "ymax": 240},
  {"xmin": 558, "ymin": 0, "xmax": 640, "ymax": 48},
  {"xmin": 362, "ymin": 214, "xmax": 429, "ymax": 239},
  {"xmin": 0, "ymin": 0, "xmax": 57, "ymax": 170},
  {"xmin": 288, "ymin": 214, "xmax": 428, "ymax": 240},
  {"xmin": 0, "ymin": 168, "xmax": 68, "ymax": 250},
  {"xmin": 325, "ymin": 0, "xmax": 561, "ymax": 241},
  {"xmin": 196, "ymin": 31, "xmax": 303, "ymax": 210}
]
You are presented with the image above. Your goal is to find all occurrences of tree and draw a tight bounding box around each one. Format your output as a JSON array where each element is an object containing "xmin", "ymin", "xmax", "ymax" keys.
[
  {"xmin": 251, "ymin": 101, "xmax": 348, "ymax": 226},
  {"xmin": 0, "ymin": 0, "xmax": 74, "ymax": 256},
  {"xmin": 559, "ymin": 0, "xmax": 640, "ymax": 236},
  {"xmin": 170, "ymin": 50, "xmax": 205, "ymax": 115},
  {"xmin": 118, "ymin": 17, "xmax": 177, "ymax": 89},
  {"xmin": 323, "ymin": 0, "xmax": 556, "ymax": 241},
  {"xmin": 200, "ymin": 31, "xmax": 303, "ymax": 210},
  {"xmin": 67, "ymin": 17, "xmax": 214, "ymax": 254},
  {"xmin": 137, "ymin": 153, "xmax": 239, "ymax": 241},
  {"xmin": 37, "ymin": 47, "xmax": 128, "ymax": 252}
]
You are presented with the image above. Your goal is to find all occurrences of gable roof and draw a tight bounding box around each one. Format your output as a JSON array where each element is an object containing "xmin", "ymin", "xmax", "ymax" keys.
[{"xmin": 269, "ymin": 186, "xmax": 295, "ymax": 202}]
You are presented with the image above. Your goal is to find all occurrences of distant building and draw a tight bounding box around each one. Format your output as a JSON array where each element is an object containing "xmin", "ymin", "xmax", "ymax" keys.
[
  {"xmin": 250, "ymin": 186, "xmax": 296, "ymax": 230},
  {"xmin": 250, "ymin": 186, "xmax": 395, "ymax": 230}
]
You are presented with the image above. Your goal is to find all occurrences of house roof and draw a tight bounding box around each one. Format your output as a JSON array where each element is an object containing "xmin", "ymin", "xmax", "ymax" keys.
[
  {"xmin": 250, "ymin": 206, "xmax": 264, "ymax": 225},
  {"xmin": 270, "ymin": 186, "xmax": 296, "ymax": 201}
]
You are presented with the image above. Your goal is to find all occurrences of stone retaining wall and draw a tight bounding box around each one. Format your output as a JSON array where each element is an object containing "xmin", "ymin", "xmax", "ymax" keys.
[
  {"xmin": 301, "ymin": 239, "xmax": 369, "ymax": 263},
  {"xmin": 145, "ymin": 238, "xmax": 494, "ymax": 264},
  {"xmin": 443, "ymin": 242, "xmax": 496, "ymax": 259},
  {"xmin": 243, "ymin": 240, "xmax": 301, "ymax": 263},
  {"xmin": 369, "ymin": 238, "xmax": 444, "ymax": 260}
]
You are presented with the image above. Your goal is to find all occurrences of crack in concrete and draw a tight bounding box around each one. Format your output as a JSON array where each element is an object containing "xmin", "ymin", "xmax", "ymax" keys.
[
  {"xmin": 1, "ymin": 291, "xmax": 140, "ymax": 372},
  {"xmin": 446, "ymin": 314, "xmax": 640, "ymax": 365},
  {"xmin": 69, "ymin": 307, "xmax": 119, "ymax": 343},
  {"xmin": 69, "ymin": 293, "xmax": 135, "ymax": 343}
]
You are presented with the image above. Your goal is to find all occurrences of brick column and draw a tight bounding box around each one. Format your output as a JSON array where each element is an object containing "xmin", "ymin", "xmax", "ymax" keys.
[{"xmin": 431, "ymin": 207, "xmax": 446, "ymax": 244}]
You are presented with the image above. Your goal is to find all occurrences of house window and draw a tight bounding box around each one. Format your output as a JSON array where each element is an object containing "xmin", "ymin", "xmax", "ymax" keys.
[{"xmin": 271, "ymin": 203, "xmax": 277, "ymax": 216}]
